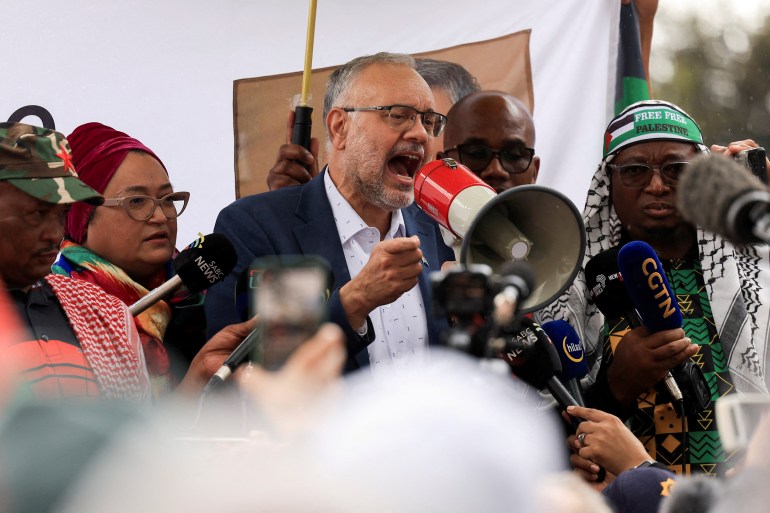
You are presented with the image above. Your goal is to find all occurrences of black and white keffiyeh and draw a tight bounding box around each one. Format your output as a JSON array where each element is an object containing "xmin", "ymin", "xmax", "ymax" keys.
[{"xmin": 538, "ymin": 100, "xmax": 770, "ymax": 394}]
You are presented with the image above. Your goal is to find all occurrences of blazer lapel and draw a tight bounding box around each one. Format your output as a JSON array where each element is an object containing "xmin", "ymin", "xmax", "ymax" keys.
[{"xmin": 292, "ymin": 170, "xmax": 352, "ymax": 291}]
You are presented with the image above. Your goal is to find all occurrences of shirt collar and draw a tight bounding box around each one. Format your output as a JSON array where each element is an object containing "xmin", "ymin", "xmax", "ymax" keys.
[{"xmin": 323, "ymin": 169, "xmax": 405, "ymax": 244}]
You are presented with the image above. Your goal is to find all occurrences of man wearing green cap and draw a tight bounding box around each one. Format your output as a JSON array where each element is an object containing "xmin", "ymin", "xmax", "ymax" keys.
[
  {"xmin": 538, "ymin": 100, "xmax": 770, "ymax": 478},
  {"xmin": 0, "ymin": 123, "xmax": 256, "ymax": 401}
]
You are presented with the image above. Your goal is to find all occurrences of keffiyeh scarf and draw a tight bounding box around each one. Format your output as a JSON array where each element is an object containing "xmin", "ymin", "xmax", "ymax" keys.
[{"xmin": 52, "ymin": 240, "xmax": 174, "ymax": 395}]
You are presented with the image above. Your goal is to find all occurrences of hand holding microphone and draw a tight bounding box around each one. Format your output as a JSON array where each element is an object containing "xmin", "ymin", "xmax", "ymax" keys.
[
  {"xmin": 585, "ymin": 246, "xmax": 691, "ymax": 409},
  {"xmin": 616, "ymin": 241, "xmax": 710, "ymax": 414}
]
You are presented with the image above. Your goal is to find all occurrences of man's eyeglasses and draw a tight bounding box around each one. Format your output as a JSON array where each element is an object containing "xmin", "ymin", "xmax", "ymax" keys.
[
  {"xmin": 607, "ymin": 162, "xmax": 690, "ymax": 188},
  {"xmin": 342, "ymin": 105, "xmax": 447, "ymax": 137},
  {"xmin": 443, "ymin": 144, "xmax": 535, "ymax": 175},
  {"xmin": 100, "ymin": 191, "xmax": 190, "ymax": 222}
]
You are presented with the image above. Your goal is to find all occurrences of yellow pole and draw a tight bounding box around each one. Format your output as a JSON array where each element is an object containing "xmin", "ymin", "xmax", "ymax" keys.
[{"xmin": 300, "ymin": 0, "xmax": 318, "ymax": 107}]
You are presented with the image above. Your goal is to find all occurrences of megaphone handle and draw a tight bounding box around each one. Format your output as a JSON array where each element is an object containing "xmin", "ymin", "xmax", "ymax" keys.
[{"xmin": 292, "ymin": 105, "xmax": 313, "ymax": 151}]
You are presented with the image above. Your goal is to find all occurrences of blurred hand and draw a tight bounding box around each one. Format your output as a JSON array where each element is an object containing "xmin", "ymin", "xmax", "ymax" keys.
[
  {"xmin": 266, "ymin": 110, "xmax": 321, "ymax": 191},
  {"xmin": 711, "ymin": 139, "xmax": 770, "ymax": 185},
  {"xmin": 236, "ymin": 322, "xmax": 346, "ymax": 437},
  {"xmin": 710, "ymin": 139, "xmax": 761, "ymax": 158},
  {"xmin": 340, "ymin": 236, "xmax": 423, "ymax": 329},
  {"xmin": 176, "ymin": 317, "xmax": 257, "ymax": 396},
  {"xmin": 607, "ymin": 326, "xmax": 696, "ymax": 406},
  {"xmin": 567, "ymin": 405, "xmax": 651, "ymax": 478}
]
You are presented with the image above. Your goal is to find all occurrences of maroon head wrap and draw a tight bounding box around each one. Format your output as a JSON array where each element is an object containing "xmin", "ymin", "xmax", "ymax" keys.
[{"xmin": 65, "ymin": 122, "xmax": 166, "ymax": 243}]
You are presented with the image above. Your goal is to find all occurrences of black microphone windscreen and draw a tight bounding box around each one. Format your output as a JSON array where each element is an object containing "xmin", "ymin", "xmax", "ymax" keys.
[
  {"xmin": 173, "ymin": 233, "xmax": 237, "ymax": 293},
  {"xmin": 584, "ymin": 248, "xmax": 636, "ymax": 320},
  {"xmin": 678, "ymin": 154, "xmax": 770, "ymax": 242},
  {"xmin": 503, "ymin": 318, "xmax": 561, "ymax": 390}
]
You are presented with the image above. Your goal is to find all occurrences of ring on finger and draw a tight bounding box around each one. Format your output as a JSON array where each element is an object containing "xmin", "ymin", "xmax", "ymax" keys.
[{"xmin": 577, "ymin": 432, "xmax": 587, "ymax": 447}]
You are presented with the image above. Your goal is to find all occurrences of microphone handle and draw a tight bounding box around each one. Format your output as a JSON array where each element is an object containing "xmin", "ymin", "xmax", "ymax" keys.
[
  {"xmin": 624, "ymin": 310, "xmax": 684, "ymax": 405},
  {"xmin": 564, "ymin": 379, "xmax": 586, "ymax": 407},
  {"xmin": 129, "ymin": 275, "xmax": 183, "ymax": 316},
  {"xmin": 546, "ymin": 376, "xmax": 582, "ymax": 429},
  {"xmin": 203, "ymin": 327, "xmax": 262, "ymax": 394}
]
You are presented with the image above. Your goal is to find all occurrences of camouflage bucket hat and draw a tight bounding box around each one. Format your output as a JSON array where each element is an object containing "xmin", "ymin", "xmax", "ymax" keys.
[{"xmin": 0, "ymin": 122, "xmax": 103, "ymax": 205}]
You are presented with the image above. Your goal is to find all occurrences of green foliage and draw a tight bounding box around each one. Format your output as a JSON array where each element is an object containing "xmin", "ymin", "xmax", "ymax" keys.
[{"xmin": 654, "ymin": 15, "xmax": 770, "ymax": 150}]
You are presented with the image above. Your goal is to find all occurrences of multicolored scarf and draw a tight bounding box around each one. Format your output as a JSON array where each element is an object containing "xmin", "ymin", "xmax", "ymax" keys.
[
  {"xmin": 538, "ymin": 101, "xmax": 770, "ymax": 395},
  {"xmin": 52, "ymin": 240, "xmax": 174, "ymax": 395}
]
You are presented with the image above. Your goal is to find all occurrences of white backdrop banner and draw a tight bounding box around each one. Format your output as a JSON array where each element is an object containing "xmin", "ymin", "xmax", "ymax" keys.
[{"xmin": 3, "ymin": 0, "xmax": 619, "ymax": 246}]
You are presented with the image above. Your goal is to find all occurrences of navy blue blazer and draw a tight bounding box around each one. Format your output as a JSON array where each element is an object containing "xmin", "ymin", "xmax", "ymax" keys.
[{"xmin": 204, "ymin": 170, "xmax": 455, "ymax": 372}]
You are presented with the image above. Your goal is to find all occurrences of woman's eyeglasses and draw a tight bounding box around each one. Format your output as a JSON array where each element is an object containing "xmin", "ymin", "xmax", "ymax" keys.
[{"xmin": 100, "ymin": 191, "xmax": 190, "ymax": 221}]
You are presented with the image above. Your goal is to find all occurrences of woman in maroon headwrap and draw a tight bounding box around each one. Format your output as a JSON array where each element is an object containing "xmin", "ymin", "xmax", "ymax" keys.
[{"xmin": 52, "ymin": 122, "xmax": 205, "ymax": 396}]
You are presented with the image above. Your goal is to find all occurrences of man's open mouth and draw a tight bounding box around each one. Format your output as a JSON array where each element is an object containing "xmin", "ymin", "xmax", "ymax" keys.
[{"xmin": 388, "ymin": 153, "xmax": 423, "ymax": 178}]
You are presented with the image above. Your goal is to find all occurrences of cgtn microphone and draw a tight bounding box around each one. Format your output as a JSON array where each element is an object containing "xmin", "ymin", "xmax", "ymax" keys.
[
  {"xmin": 542, "ymin": 320, "xmax": 588, "ymax": 407},
  {"xmin": 617, "ymin": 241, "xmax": 682, "ymax": 331},
  {"xmin": 617, "ymin": 241, "xmax": 711, "ymax": 415},
  {"xmin": 678, "ymin": 153, "xmax": 770, "ymax": 244},
  {"xmin": 585, "ymin": 247, "xmax": 683, "ymax": 407},
  {"xmin": 129, "ymin": 233, "xmax": 237, "ymax": 316}
]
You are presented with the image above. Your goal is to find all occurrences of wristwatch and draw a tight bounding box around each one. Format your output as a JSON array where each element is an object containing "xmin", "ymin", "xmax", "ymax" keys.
[{"xmin": 634, "ymin": 459, "xmax": 669, "ymax": 471}]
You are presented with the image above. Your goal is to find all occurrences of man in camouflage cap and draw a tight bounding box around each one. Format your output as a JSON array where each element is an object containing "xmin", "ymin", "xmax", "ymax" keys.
[
  {"xmin": 0, "ymin": 123, "xmax": 102, "ymax": 290},
  {"xmin": 0, "ymin": 122, "xmax": 154, "ymax": 400}
]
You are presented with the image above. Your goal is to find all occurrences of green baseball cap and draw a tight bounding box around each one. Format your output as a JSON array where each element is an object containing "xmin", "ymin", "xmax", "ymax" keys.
[{"xmin": 0, "ymin": 122, "xmax": 103, "ymax": 205}]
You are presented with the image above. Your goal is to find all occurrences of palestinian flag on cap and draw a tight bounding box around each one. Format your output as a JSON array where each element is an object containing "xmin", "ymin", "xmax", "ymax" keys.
[
  {"xmin": 615, "ymin": 0, "xmax": 650, "ymax": 115},
  {"xmin": 603, "ymin": 100, "xmax": 706, "ymax": 159}
]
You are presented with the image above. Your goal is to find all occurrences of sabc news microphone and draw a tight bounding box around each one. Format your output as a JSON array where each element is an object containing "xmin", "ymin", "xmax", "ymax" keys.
[
  {"xmin": 129, "ymin": 233, "xmax": 237, "ymax": 316},
  {"xmin": 502, "ymin": 318, "xmax": 582, "ymax": 423},
  {"xmin": 617, "ymin": 241, "xmax": 711, "ymax": 415},
  {"xmin": 585, "ymin": 247, "xmax": 685, "ymax": 409},
  {"xmin": 678, "ymin": 153, "xmax": 770, "ymax": 244},
  {"xmin": 542, "ymin": 320, "xmax": 588, "ymax": 407}
]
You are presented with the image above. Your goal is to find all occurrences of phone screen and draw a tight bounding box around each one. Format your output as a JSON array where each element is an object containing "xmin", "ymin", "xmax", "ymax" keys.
[
  {"xmin": 716, "ymin": 393, "xmax": 770, "ymax": 452},
  {"xmin": 251, "ymin": 256, "xmax": 331, "ymax": 370}
]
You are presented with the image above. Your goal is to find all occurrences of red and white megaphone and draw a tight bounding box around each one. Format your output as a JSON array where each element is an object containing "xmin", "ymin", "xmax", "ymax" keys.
[{"xmin": 414, "ymin": 158, "xmax": 586, "ymax": 313}]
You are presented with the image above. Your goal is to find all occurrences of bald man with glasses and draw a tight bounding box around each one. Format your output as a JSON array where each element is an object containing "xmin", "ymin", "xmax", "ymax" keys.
[
  {"xmin": 438, "ymin": 91, "xmax": 539, "ymax": 193},
  {"xmin": 206, "ymin": 52, "xmax": 455, "ymax": 374}
]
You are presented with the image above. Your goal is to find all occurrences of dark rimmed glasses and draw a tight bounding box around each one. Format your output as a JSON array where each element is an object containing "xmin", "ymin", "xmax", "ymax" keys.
[
  {"xmin": 342, "ymin": 105, "xmax": 447, "ymax": 137},
  {"xmin": 607, "ymin": 162, "xmax": 690, "ymax": 188},
  {"xmin": 443, "ymin": 144, "xmax": 535, "ymax": 175},
  {"xmin": 101, "ymin": 191, "xmax": 190, "ymax": 221}
]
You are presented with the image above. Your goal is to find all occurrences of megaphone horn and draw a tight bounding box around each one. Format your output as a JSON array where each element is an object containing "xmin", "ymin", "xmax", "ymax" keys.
[{"xmin": 414, "ymin": 158, "xmax": 586, "ymax": 313}]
